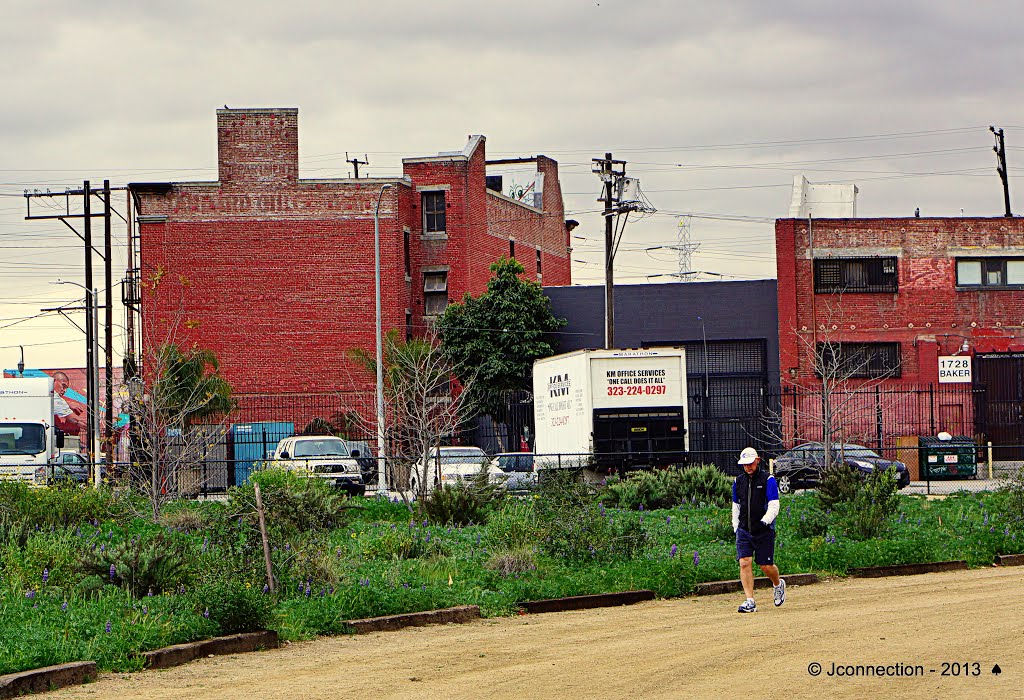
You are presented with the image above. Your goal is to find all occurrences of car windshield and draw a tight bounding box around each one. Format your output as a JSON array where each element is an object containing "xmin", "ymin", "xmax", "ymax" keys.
[
  {"xmin": 293, "ymin": 438, "xmax": 350, "ymax": 458},
  {"xmin": 438, "ymin": 448, "xmax": 486, "ymax": 464},
  {"xmin": 0, "ymin": 424, "xmax": 45, "ymax": 455}
]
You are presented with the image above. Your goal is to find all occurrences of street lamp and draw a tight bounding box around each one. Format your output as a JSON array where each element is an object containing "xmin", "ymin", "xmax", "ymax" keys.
[
  {"xmin": 374, "ymin": 184, "xmax": 393, "ymax": 495},
  {"xmin": 51, "ymin": 279, "xmax": 101, "ymax": 487}
]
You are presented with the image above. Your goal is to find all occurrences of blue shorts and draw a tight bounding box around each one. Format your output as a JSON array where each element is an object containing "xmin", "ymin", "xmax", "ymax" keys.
[{"xmin": 736, "ymin": 528, "xmax": 775, "ymax": 566}]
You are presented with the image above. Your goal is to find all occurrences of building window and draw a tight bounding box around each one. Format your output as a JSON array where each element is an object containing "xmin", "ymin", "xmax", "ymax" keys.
[
  {"xmin": 957, "ymin": 258, "xmax": 1024, "ymax": 287},
  {"xmin": 509, "ymin": 239, "xmax": 515, "ymax": 259},
  {"xmin": 403, "ymin": 230, "xmax": 411, "ymax": 277},
  {"xmin": 814, "ymin": 257, "xmax": 898, "ymax": 293},
  {"xmin": 406, "ymin": 310, "xmax": 413, "ymax": 341},
  {"xmin": 423, "ymin": 271, "xmax": 448, "ymax": 316},
  {"xmin": 816, "ymin": 342, "xmax": 901, "ymax": 379},
  {"xmin": 536, "ymin": 249, "xmax": 542, "ymax": 277},
  {"xmin": 422, "ymin": 191, "xmax": 446, "ymax": 233}
]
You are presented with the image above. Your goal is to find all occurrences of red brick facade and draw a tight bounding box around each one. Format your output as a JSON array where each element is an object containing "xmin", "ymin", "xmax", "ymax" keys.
[
  {"xmin": 776, "ymin": 216, "xmax": 1024, "ymax": 384},
  {"xmin": 131, "ymin": 108, "xmax": 571, "ymax": 396}
]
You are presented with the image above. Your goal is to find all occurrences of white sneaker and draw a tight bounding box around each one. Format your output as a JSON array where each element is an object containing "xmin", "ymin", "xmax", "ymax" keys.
[
  {"xmin": 774, "ymin": 578, "xmax": 786, "ymax": 607},
  {"xmin": 737, "ymin": 598, "xmax": 757, "ymax": 613}
]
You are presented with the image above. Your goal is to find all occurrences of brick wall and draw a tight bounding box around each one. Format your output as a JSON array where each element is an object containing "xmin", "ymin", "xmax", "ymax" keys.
[
  {"xmin": 776, "ymin": 216, "xmax": 1024, "ymax": 385},
  {"xmin": 133, "ymin": 108, "xmax": 571, "ymax": 398}
]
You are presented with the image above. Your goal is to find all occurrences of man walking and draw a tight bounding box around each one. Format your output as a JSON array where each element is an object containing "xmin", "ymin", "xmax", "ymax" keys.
[{"xmin": 732, "ymin": 447, "xmax": 785, "ymax": 613}]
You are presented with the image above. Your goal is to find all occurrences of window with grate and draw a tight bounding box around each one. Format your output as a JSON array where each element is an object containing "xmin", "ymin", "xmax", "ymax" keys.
[
  {"xmin": 816, "ymin": 342, "xmax": 901, "ymax": 378},
  {"xmin": 403, "ymin": 230, "xmax": 411, "ymax": 277},
  {"xmin": 423, "ymin": 271, "xmax": 448, "ymax": 316},
  {"xmin": 814, "ymin": 257, "xmax": 898, "ymax": 293},
  {"xmin": 422, "ymin": 191, "xmax": 446, "ymax": 233}
]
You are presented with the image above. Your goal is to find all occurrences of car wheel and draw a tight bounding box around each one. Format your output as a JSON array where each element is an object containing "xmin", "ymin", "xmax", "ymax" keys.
[{"xmin": 777, "ymin": 474, "xmax": 792, "ymax": 494}]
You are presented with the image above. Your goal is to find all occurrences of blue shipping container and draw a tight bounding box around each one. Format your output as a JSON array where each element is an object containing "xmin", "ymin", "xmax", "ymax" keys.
[{"xmin": 230, "ymin": 421, "xmax": 294, "ymax": 486}]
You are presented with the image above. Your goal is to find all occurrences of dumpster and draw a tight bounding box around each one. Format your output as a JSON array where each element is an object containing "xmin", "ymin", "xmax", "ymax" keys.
[{"xmin": 919, "ymin": 435, "xmax": 977, "ymax": 479}]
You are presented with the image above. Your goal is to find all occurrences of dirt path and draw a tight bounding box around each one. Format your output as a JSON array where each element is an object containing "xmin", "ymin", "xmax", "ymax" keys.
[{"xmin": 54, "ymin": 567, "xmax": 1023, "ymax": 700}]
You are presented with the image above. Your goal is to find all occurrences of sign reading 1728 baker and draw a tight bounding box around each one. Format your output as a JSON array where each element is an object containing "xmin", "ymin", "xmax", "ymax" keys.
[{"xmin": 938, "ymin": 356, "xmax": 972, "ymax": 383}]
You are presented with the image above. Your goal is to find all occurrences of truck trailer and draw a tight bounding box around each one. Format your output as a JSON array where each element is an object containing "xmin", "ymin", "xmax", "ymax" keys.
[
  {"xmin": 532, "ymin": 348, "xmax": 688, "ymax": 471},
  {"xmin": 0, "ymin": 377, "xmax": 58, "ymax": 485}
]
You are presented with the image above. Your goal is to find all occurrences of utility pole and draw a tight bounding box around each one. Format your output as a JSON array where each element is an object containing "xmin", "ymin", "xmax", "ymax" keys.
[
  {"xmin": 346, "ymin": 153, "xmax": 368, "ymax": 179},
  {"xmin": 83, "ymin": 182, "xmax": 95, "ymax": 462},
  {"xmin": 103, "ymin": 181, "xmax": 114, "ymax": 470},
  {"xmin": 991, "ymin": 126, "xmax": 1012, "ymax": 217},
  {"xmin": 592, "ymin": 153, "xmax": 628, "ymax": 349}
]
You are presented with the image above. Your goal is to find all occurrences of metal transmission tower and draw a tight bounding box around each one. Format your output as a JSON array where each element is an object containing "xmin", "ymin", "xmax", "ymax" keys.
[{"xmin": 673, "ymin": 215, "xmax": 700, "ymax": 281}]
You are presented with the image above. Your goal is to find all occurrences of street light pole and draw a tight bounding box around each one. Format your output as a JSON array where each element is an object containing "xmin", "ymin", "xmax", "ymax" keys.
[{"xmin": 374, "ymin": 184, "xmax": 393, "ymax": 495}]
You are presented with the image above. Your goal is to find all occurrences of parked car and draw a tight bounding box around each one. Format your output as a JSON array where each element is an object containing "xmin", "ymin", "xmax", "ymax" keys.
[
  {"xmin": 490, "ymin": 452, "xmax": 537, "ymax": 492},
  {"xmin": 773, "ymin": 442, "xmax": 910, "ymax": 494},
  {"xmin": 409, "ymin": 446, "xmax": 505, "ymax": 496},
  {"xmin": 35, "ymin": 451, "xmax": 101, "ymax": 485},
  {"xmin": 270, "ymin": 436, "xmax": 365, "ymax": 496}
]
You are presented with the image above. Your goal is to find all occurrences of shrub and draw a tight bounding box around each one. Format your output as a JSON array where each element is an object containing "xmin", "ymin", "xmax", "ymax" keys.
[
  {"xmin": 195, "ymin": 579, "xmax": 274, "ymax": 634},
  {"xmin": 363, "ymin": 526, "xmax": 446, "ymax": 560},
  {"xmin": 158, "ymin": 507, "xmax": 208, "ymax": 533},
  {"xmin": 0, "ymin": 482, "xmax": 127, "ymax": 531},
  {"xmin": 231, "ymin": 468, "xmax": 356, "ymax": 534},
  {"xmin": 996, "ymin": 465, "xmax": 1024, "ymax": 534},
  {"xmin": 422, "ymin": 473, "xmax": 501, "ymax": 526},
  {"xmin": 842, "ymin": 469, "xmax": 900, "ymax": 540},
  {"xmin": 599, "ymin": 465, "xmax": 731, "ymax": 511},
  {"xmin": 79, "ymin": 531, "xmax": 194, "ymax": 597},
  {"xmin": 486, "ymin": 502, "xmax": 543, "ymax": 549},
  {"xmin": 817, "ymin": 459, "xmax": 860, "ymax": 508},
  {"xmin": 485, "ymin": 546, "xmax": 536, "ymax": 577}
]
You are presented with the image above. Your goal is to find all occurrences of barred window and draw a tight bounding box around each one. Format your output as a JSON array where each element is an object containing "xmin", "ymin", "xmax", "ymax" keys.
[
  {"xmin": 816, "ymin": 342, "xmax": 901, "ymax": 378},
  {"xmin": 814, "ymin": 257, "xmax": 898, "ymax": 293},
  {"xmin": 422, "ymin": 191, "xmax": 446, "ymax": 233}
]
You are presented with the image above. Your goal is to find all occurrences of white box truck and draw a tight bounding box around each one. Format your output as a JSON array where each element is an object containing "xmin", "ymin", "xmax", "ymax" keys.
[
  {"xmin": 533, "ymin": 347, "xmax": 688, "ymax": 471},
  {"xmin": 0, "ymin": 377, "xmax": 58, "ymax": 485}
]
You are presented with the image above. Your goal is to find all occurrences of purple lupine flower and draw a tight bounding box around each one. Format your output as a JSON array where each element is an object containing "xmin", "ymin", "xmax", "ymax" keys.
[
  {"xmin": 670, "ymin": 544, "xmax": 678, "ymax": 558},
  {"xmin": 100, "ymin": 544, "xmax": 105, "ymax": 553},
  {"xmin": 109, "ymin": 564, "xmax": 116, "ymax": 581},
  {"xmin": 42, "ymin": 568, "xmax": 49, "ymax": 583},
  {"xmin": 693, "ymin": 551, "xmax": 700, "ymax": 567},
  {"xmin": 422, "ymin": 520, "xmax": 428, "ymax": 528},
  {"xmin": 142, "ymin": 605, "xmax": 148, "ymax": 615},
  {"xmin": 425, "ymin": 533, "xmax": 431, "ymax": 543},
  {"xmin": 328, "ymin": 586, "xmax": 334, "ymax": 595},
  {"xmin": 475, "ymin": 533, "xmax": 481, "ymax": 545},
  {"xmin": 105, "ymin": 620, "xmax": 112, "ymax": 633},
  {"xmin": 638, "ymin": 504, "xmax": 644, "ymax": 512},
  {"xmin": 983, "ymin": 513, "xmax": 989, "ymax": 526},
  {"xmin": 403, "ymin": 583, "xmax": 409, "ymax": 589},
  {"xmin": 25, "ymin": 590, "xmax": 35, "ymax": 599},
  {"xmin": 319, "ymin": 588, "xmax": 326, "ymax": 597},
  {"xmin": 284, "ymin": 543, "xmax": 290, "ymax": 551},
  {"xmin": 202, "ymin": 537, "xmax": 209, "ymax": 552},
  {"xmin": 304, "ymin": 582, "xmax": 311, "ymax": 596},
  {"xmin": 179, "ymin": 584, "xmax": 185, "ymax": 594},
  {"xmin": 1005, "ymin": 527, "xmax": 1010, "ymax": 536},
  {"xmin": 61, "ymin": 600, "xmax": 68, "ymax": 613},
  {"xmin": 263, "ymin": 584, "xmax": 269, "ymax": 594},
  {"xmin": 203, "ymin": 608, "xmax": 209, "ymax": 619},
  {"xmin": 666, "ymin": 516, "xmax": 671, "ymax": 525}
]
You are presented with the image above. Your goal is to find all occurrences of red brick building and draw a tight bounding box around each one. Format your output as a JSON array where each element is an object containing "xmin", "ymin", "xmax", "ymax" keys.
[
  {"xmin": 130, "ymin": 108, "xmax": 572, "ymax": 398},
  {"xmin": 775, "ymin": 216, "xmax": 1024, "ymax": 452}
]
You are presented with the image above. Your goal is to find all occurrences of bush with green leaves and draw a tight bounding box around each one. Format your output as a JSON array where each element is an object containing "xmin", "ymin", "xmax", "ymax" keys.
[
  {"xmin": 422, "ymin": 472, "xmax": 502, "ymax": 526},
  {"xmin": 817, "ymin": 459, "xmax": 861, "ymax": 508},
  {"xmin": 193, "ymin": 579, "xmax": 274, "ymax": 634},
  {"xmin": 995, "ymin": 465, "xmax": 1024, "ymax": 534},
  {"xmin": 599, "ymin": 465, "xmax": 732, "ymax": 511},
  {"xmin": 232, "ymin": 467, "xmax": 356, "ymax": 534},
  {"xmin": 486, "ymin": 501, "xmax": 543, "ymax": 549},
  {"xmin": 79, "ymin": 531, "xmax": 195, "ymax": 597},
  {"xmin": 0, "ymin": 482, "xmax": 129, "ymax": 534},
  {"xmin": 841, "ymin": 469, "xmax": 900, "ymax": 540}
]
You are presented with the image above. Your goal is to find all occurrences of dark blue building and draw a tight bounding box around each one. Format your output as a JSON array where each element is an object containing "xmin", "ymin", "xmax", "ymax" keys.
[{"xmin": 543, "ymin": 280, "xmax": 780, "ymax": 469}]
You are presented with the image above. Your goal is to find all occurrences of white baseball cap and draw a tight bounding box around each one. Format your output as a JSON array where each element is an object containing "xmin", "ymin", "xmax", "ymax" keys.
[{"xmin": 737, "ymin": 447, "xmax": 759, "ymax": 465}]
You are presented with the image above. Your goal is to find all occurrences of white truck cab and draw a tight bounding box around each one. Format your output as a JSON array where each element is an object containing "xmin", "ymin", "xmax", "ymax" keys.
[
  {"xmin": 270, "ymin": 435, "xmax": 365, "ymax": 496},
  {"xmin": 0, "ymin": 377, "xmax": 58, "ymax": 485}
]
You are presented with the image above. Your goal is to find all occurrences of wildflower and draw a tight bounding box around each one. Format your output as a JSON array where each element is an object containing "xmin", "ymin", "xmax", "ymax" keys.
[
  {"xmin": 425, "ymin": 533, "xmax": 431, "ymax": 543},
  {"xmin": 147, "ymin": 588, "xmax": 154, "ymax": 597},
  {"xmin": 109, "ymin": 564, "xmax": 116, "ymax": 581},
  {"xmin": 25, "ymin": 590, "xmax": 35, "ymax": 599},
  {"xmin": 639, "ymin": 504, "xmax": 644, "ymax": 512},
  {"xmin": 666, "ymin": 516, "xmax": 671, "ymax": 525},
  {"xmin": 263, "ymin": 584, "xmax": 269, "ymax": 594},
  {"xmin": 403, "ymin": 583, "xmax": 409, "ymax": 588},
  {"xmin": 984, "ymin": 513, "xmax": 989, "ymax": 526},
  {"xmin": 670, "ymin": 544, "xmax": 678, "ymax": 558},
  {"xmin": 304, "ymin": 582, "xmax": 311, "ymax": 596},
  {"xmin": 105, "ymin": 620, "xmax": 112, "ymax": 633},
  {"xmin": 142, "ymin": 605, "xmax": 148, "ymax": 615},
  {"xmin": 422, "ymin": 520, "xmax": 428, "ymax": 527},
  {"xmin": 1005, "ymin": 527, "xmax": 1011, "ymax": 536},
  {"xmin": 42, "ymin": 568, "xmax": 49, "ymax": 584},
  {"xmin": 693, "ymin": 550, "xmax": 700, "ymax": 567},
  {"xmin": 61, "ymin": 600, "xmax": 68, "ymax": 613},
  {"xmin": 476, "ymin": 533, "xmax": 481, "ymax": 545},
  {"xmin": 202, "ymin": 538, "xmax": 209, "ymax": 552},
  {"xmin": 203, "ymin": 608, "xmax": 209, "ymax": 619},
  {"xmin": 100, "ymin": 544, "xmax": 105, "ymax": 553},
  {"xmin": 179, "ymin": 584, "xmax": 185, "ymax": 594}
]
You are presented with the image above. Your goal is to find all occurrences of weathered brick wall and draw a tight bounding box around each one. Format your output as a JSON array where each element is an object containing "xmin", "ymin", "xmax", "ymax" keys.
[
  {"xmin": 777, "ymin": 216, "xmax": 1024, "ymax": 385},
  {"xmin": 135, "ymin": 109, "xmax": 571, "ymax": 398}
]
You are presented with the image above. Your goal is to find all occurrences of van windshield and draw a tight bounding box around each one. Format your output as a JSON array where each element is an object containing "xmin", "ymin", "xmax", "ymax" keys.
[
  {"xmin": 0, "ymin": 424, "xmax": 46, "ymax": 455},
  {"xmin": 293, "ymin": 438, "xmax": 350, "ymax": 458}
]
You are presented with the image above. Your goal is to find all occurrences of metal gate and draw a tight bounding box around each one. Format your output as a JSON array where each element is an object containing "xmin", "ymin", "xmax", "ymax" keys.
[{"xmin": 975, "ymin": 353, "xmax": 1024, "ymax": 460}]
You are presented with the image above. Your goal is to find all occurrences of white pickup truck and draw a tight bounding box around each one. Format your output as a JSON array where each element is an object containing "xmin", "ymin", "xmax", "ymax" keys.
[{"xmin": 269, "ymin": 435, "xmax": 365, "ymax": 496}]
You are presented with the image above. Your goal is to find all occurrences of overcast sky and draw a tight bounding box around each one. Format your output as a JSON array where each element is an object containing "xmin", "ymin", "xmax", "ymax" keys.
[{"xmin": 2, "ymin": 0, "xmax": 1022, "ymax": 371}]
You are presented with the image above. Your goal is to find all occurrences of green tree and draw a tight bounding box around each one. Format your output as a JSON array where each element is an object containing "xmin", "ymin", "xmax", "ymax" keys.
[
  {"xmin": 435, "ymin": 257, "xmax": 566, "ymax": 418},
  {"xmin": 152, "ymin": 343, "xmax": 235, "ymax": 427}
]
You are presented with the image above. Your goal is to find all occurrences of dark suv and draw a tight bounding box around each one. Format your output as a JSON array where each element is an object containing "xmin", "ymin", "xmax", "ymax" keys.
[{"xmin": 773, "ymin": 442, "xmax": 910, "ymax": 494}]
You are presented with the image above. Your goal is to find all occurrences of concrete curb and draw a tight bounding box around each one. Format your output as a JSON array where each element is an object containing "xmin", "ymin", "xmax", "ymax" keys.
[
  {"xmin": 695, "ymin": 573, "xmax": 819, "ymax": 596},
  {"xmin": 139, "ymin": 630, "xmax": 280, "ymax": 670},
  {"xmin": 0, "ymin": 661, "xmax": 96, "ymax": 699},
  {"xmin": 345, "ymin": 605, "xmax": 480, "ymax": 634},
  {"xmin": 849, "ymin": 560, "xmax": 968, "ymax": 578},
  {"xmin": 995, "ymin": 553, "xmax": 1024, "ymax": 567},
  {"xmin": 520, "ymin": 590, "xmax": 655, "ymax": 614}
]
